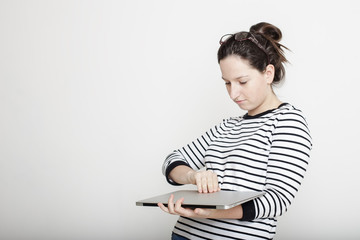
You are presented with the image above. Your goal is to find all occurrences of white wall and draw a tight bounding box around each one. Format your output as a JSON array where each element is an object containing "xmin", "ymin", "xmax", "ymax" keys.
[{"xmin": 1, "ymin": 1, "xmax": 359, "ymax": 239}]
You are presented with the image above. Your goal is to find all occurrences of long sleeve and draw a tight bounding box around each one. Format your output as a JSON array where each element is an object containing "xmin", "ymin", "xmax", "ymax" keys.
[
  {"xmin": 162, "ymin": 119, "xmax": 233, "ymax": 185},
  {"xmin": 253, "ymin": 109, "xmax": 312, "ymax": 219},
  {"xmin": 165, "ymin": 104, "xmax": 313, "ymax": 240}
]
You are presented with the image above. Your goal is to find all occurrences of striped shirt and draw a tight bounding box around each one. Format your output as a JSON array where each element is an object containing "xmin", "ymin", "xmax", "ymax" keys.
[{"xmin": 162, "ymin": 103, "xmax": 312, "ymax": 240}]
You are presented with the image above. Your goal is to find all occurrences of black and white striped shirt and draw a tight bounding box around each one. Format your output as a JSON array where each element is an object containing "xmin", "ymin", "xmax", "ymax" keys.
[{"xmin": 162, "ymin": 103, "xmax": 312, "ymax": 240}]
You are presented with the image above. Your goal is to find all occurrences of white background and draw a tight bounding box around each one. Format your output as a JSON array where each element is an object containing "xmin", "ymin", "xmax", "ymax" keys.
[{"xmin": 1, "ymin": 1, "xmax": 359, "ymax": 239}]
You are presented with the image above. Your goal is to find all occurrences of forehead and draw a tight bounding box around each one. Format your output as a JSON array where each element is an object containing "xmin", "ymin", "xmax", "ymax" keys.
[{"xmin": 219, "ymin": 55, "xmax": 257, "ymax": 79}]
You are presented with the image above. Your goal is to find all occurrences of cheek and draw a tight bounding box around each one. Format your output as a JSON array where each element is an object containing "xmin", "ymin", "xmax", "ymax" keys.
[{"xmin": 248, "ymin": 82, "xmax": 266, "ymax": 99}]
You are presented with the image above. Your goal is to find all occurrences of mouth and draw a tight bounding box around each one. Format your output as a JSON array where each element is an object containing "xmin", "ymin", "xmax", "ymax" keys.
[{"xmin": 235, "ymin": 100, "xmax": 245, "ymax": 104}]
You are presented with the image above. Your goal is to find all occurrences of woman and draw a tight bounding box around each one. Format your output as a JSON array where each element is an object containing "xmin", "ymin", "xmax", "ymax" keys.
[{"xmin": 158, "ymin": 22, "xmax": 312, "ymax": 240}]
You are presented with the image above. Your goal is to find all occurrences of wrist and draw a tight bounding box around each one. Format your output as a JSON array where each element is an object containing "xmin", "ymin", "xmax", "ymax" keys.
[
  {"xmin": 206, "ymin": 205, "xmax": 243, "ymax": 219},
  {"xmin": 186, "ymin": 169, "xmax": 196, "ymax": 185}
]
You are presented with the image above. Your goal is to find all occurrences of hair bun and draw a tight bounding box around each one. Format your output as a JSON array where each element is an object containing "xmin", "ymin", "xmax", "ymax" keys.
[{"xmin": 250, "ymin": 22, "xmax": 282, "ymax": 42}]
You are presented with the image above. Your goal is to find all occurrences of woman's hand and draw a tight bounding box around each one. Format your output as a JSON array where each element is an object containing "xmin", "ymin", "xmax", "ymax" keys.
[
  {"xmin": 160, "ymin": 168, "xmax": 222, "ymax": 218},
  {"xmin": 157, "ymin": 194, "xmax": 215, "ymax": 219},
  {"xmin": 169, "ymin": 166, "xmax": 220, "ymax": 193},
  {"xmin": 187, "ymin": 170, "xmax": 220, "ymax": 193},
  {"xmin": 157, "ymin": 193, "xmax": 244, "ymax": 219}
]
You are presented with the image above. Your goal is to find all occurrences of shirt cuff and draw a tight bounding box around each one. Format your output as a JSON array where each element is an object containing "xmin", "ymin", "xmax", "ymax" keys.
[
  {"xmin": 241, "ymin": 200, "xmax": 256, "ymax": 221},
  {"xmin": 165, "ymin": 161, "xmax": 190, "ymax": 185}
]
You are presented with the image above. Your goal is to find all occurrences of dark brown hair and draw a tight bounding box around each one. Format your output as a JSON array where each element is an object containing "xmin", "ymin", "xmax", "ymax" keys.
[{"xmin": 217, "ymin": 22, "xmax": 289, "ymax": 85}]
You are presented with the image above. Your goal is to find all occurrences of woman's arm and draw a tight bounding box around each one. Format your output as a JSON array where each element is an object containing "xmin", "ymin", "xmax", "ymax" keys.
[
  {"xmin": 162, "ymin": 119, "xmax": 232, "ymax": 186},
  {"xmin": 160, "ymin": 165, "xmax": 242, "ymax": 219},
  {"xmin": 158, "ymin": 193, "xmax": 244, "ymax": 219},
  {"xmin": 253, "ymin": 109, "xmax": 312, "ymax": 219},
  {"xmin": 159, "ymin": 108, "xmax": 312, "ymax": 220},
  {"xmin": 169, "ymin": 165, "xmax": 220, "ymax": 193}
]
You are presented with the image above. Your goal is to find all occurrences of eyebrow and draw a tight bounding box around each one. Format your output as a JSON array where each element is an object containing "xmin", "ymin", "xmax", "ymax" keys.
[{"xmin": 222, "ymin": 75, "xmax": 249, "ymax": 81}]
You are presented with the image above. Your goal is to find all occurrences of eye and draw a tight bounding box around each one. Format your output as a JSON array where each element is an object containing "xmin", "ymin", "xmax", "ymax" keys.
[
  {"xmin": 224, "ymin": 81, "xmax": 231, "ymax": 85},
  {"xmin": 240, "ymin": 81, "xmax": 247, "ymax": 85}
]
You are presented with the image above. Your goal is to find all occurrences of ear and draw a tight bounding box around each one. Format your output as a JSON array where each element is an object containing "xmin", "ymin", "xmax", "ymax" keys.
[{"xmin": 264, "ymin": 64, "xmax": 275, "ymax": 84}]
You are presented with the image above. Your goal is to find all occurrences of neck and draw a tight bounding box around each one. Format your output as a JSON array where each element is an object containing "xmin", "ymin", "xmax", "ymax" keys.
[{"xmin": 248, "ymin": 93, "xmax": 281, "ymax": 116}]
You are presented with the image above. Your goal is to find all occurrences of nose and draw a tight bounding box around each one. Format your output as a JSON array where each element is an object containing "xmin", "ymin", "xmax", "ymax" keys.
[{"xmin": 229, "ymin": 83, "xmax": 241, "ymax": 101}]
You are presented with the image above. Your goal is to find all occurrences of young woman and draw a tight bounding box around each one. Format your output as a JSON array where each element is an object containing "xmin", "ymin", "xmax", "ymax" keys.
[{"xmin": 158, "ymin": 22, "xmax": 312, "ymax": 240}]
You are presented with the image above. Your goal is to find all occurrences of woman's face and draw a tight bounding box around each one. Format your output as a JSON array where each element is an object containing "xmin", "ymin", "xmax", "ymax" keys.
[{"xmin": 219, "ymin": 55, "xmax": 274, "ymax": 116}]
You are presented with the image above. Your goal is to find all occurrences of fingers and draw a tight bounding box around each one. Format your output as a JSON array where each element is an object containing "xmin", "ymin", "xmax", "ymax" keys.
[
  {"xmin": 202, "ymin": 174, "xmax": 208, "ymax": 193},
  {"xmin": 174, "ymin": 197, "xmax": 185, "ymax": 213},
  {"xmin": 157, "ymin": 194, "xmax": 175, "ymax": 214},
  {"xmin": 167, "ymin": 194, "xmax": 175, "ymax": 214},
  {"xmin": 196, "ymin": 173, "xmax": 203, "ymax": 193},
  {"xmin": 158, "ymin": 195, "xmax": 213, "ymax": 219},
  {"xmin": 158, "ymin": 195, "xmax": 187, "ymax": 216},
  {"xmin": 159, "ymin": 194, "xmax": 185, "ymax": 215},
  {"xmin": 157, "ymin": 202, "xmax": 169, "ymax": 213},
  {"xmin": 194, "ymin": 170, "xmax": 220, "ymax": 193},
  {"xmin": 206, "ymin": 172, "xmax": 216, "ymax": 193},
  {"xmin": 174, "ymin": 198, "xmax": 200, "ymax": 217},
  {"xmin": 213, "ymin": 173, "xmax": 220, "ymax": 192}
]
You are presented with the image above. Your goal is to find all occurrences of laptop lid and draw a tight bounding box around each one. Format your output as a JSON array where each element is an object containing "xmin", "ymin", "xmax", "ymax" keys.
[{"xmin": 136, "ymin": 190, "xmax": 264, "ymax": 210}]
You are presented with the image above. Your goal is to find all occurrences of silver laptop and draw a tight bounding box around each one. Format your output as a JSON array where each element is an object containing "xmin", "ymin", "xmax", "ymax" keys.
[{"xmin": 136, "ymin": 190, "xmax": 264, "ymax": 210}]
